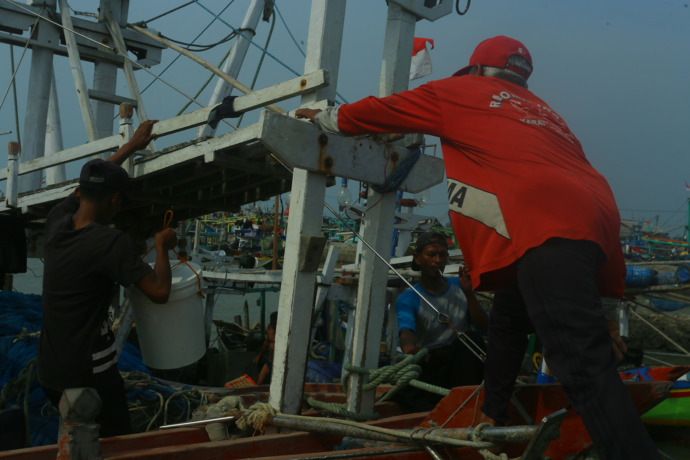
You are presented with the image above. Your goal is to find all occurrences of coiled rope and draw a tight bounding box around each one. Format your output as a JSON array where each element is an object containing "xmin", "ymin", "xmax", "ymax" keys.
[{"xmin": 306, "ymin": 349, "xmax": 452, "ymax": 421}]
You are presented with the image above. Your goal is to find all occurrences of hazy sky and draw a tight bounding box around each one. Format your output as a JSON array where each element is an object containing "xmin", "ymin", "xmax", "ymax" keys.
[{"xmin": 1, "ymin": 1, "xmax": 689, "ymax": 234}]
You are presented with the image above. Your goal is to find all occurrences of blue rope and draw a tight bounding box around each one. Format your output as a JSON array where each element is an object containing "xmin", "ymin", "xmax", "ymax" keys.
[
  {"xmin": 370, "ymin": 148, "xmax": 423, "ymax": 194},
  {"xmin": 273, "ymin": 2, "xmax": 305, "ymax": 58},
  {"xmin": 273, "ymin": 2, "xmax": 349, "ymax": 104}
]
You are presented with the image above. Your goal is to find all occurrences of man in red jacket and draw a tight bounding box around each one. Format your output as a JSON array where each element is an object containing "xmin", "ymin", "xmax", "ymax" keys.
[{"xmin": 296, "ymin": 36, "xmax": 658, "ymax": 459}]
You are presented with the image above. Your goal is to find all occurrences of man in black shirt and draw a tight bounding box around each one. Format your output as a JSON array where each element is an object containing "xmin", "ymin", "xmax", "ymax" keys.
[{"xmin": 37, "ymin": 120, "xmax": 178, "ymax": 438}]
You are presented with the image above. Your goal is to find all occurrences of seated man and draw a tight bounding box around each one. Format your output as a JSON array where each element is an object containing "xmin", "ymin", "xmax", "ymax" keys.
[{"xmin": 394, "ymin": 231, "xmax": 488, "ymax": 411}]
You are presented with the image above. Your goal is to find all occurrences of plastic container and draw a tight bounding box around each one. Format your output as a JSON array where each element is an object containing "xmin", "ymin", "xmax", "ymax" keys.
[
  {"xmin": 676, "ymin": 264, "xmax": 690, "ymax": 283},
  {"xmin": 624, "ymin": 266, "xmax": 654, "ymax": 287},
  {"xmin": 654, "ymin": 271, "xmax": 679, "ymax": 286},
  {"xmin": 128, "ymin": 261, "xmax": 205, "ymax": 370}
]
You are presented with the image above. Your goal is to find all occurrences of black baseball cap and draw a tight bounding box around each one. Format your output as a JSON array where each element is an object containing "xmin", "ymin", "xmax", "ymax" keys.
[
  {"xmin": 411, "ymin": 231, "xmax": 449, "ymax": 271},
  {"xmin": 79, "ymin": 159, "xmax": 129, "ymax": 194}
]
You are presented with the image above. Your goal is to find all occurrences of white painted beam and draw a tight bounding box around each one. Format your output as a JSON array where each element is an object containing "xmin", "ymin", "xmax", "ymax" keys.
[
  {"xmin": 347, "ymin": 1, "xmax": 418, "ymax": 416},
  {"xmin": 18, "ymin": 0, "xmax": 59, "ymax": 193},
  {"xmin": 45, "ymin": 74, "xmax": 66, "ymax": 185},
  {"xmin": 257, "ymin": 112, "xmax": 444, "ymax": 193},
  {"xmin": 269, "ymin": 0, "xmax": 346, "ymax": 416}
]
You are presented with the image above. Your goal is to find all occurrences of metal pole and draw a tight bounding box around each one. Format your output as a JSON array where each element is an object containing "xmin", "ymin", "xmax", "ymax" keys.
[{"xmin": 197, "ymin": 0, "xmax": 268, "ymax": 137}]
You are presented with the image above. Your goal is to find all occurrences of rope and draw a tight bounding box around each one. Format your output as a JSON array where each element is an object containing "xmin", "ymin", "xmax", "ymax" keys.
[
  {"xmin": 240, "ymin": 404, "xmax": 498, "ymax": 450},
  {"xmin": 630, "ymin": 308, "xmax": 690, "ymax": 356},
  {"xmin": 236, "ymin": 10, "xmax": 276, "ymax": 127},
  {"xmin": 143, "ymin": 0, "xmax": 237, "ymax": 99},
  {"xmin": 177, "ymin": 46, "xmax": 234, "ymax": 116},
  {"xmin": 305, "ymin": 397, "xmax": 379, "ymax": 422},
  {"xmin": 122, "ymin": 371, "xmax": 209, "ymax": 432},
  {"xmin": 235, "ymin": 402, "xmax": 276, "ymax": 434},
  {"xmin": 272, "ymin": 2, "xmax": 348, "ymax": 104},
  {"xmin": 135, "ymin": 1, "xmax": 196, "ymax": 26},
  {"xmin": 439, "ymin": 381, "xmax": 485, "ymax": 428},
  {"xmin": 456, "ymin": 0, "xmax": 471, "ymax": 15},
  {"xmin": 306, "ymin": 349, "xmax": 453, "ymax": 420},
  {"xmin": 0, "ymin": 10, "xmax": 40, "ymax": 114},
  {"xmin": 471, "ymin": 423, "xmax": 514, "ymax": 460},
  {"xmin": 192, "ymin": 0, "xmax": 302, "ymax": 78},
  {"xmin": 198, "ymin": 395, "xmax": 244, "ymax": 441},
  {"xmin": 2, "ymin": 0, "xmax": 212, "ymax": 122},
  {"xmin": 370, "ymin": 148, "xmax": 422, "ymax": 194}
]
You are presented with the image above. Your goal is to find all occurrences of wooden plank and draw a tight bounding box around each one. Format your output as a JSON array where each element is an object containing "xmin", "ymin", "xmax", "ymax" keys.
[
  {"xmin": 131, "ymin": 124, "xmax": 261, "ymax": 177},
  {"xmin": 0, "ymin": 135, "xmax": 121, "ymax": 181},
  {"xmin": 234, "ymin": 70, "xmax": 329, "ymax": 113},
  {"xmin": 202, "ymin": 270, "xmax": 283, "ymax": 284},
  {"xmin": 88, "ymin": 89, "xmax": 138, "ymax": 107}
]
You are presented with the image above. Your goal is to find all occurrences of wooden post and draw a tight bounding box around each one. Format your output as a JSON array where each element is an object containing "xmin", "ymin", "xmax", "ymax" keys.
[
  {"xmin": 204, "ymin": 288, "xmax": 216, "ymax": 349},
  {"xmin": 243, "ymin": 300, "xmax": 250, "ymax": 330},
  {"xmin": 272, "ymin": 195, "xmax": 279, "ymax": 270},
  {"xmin": 6, "ymin": 142, "xmax": 19, "ymax": 207},
  {"xmin": 268, "ymin": 0, "xmax": 345, "ymax": 415},
  {"xmin": 2, "ymin": 274, "xmax": 13, "ymax": 291},
  {"xmin": 118, "ymin": 103, "xmax": 134, "ymax": 175},
  {"xmin": 346, "ymin": 1, "xmax": 417, "ymax": 415},
  {"xmin": 56, "ymin": 388, "xmax": 102, "ymax": 460},
  {"xmin": 45, "ymin": 73, "xmax": 66, "ymax": 185}
]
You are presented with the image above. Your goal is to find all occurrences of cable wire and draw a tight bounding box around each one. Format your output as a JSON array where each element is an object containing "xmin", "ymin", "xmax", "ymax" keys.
[
  {"xmin": 192, "ymin": 0, "xmax": 302, "ymax": 77},
  {"xmin": 0, "ymin": 11, "xmax": 40, "ymax": 114},
  {"xmin": 139, "ymin": 0, "xmax": 236, "ymax": 96}
]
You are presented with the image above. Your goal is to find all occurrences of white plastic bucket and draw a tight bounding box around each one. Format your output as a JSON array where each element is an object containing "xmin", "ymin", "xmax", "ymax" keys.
[{"xmin": 128, "ymin": 261, "xmax": 206, "ymax": 370}]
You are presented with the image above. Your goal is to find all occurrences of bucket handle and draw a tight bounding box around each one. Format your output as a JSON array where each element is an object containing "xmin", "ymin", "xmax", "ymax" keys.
[{"xmin": 142, "ymin": 210, "xmax": 205, "ymax": 299}]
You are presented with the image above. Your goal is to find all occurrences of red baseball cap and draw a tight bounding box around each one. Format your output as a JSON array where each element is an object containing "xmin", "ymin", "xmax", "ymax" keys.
[{"xmin": 453, "ymin": 36, "xmax": 532, "ymax": 80}]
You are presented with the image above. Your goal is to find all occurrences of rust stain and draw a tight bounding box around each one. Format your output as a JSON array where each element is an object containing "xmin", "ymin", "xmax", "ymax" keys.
[
  {"xmin": 389, "ymin": 150, "xmax": 400, "ymax": 171},
  {"xmin": 317, "ymin": 134, "xmax": 332, "ymax": 174},
  {"xmin": 299, "ymin": 78, "xmax": 307, "ymax": 89}
]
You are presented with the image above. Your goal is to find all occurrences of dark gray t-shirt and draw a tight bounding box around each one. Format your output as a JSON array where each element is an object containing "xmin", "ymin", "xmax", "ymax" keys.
[{"xmin": 37, "ymin": 194, "xmax": 152, "ymax": 389}]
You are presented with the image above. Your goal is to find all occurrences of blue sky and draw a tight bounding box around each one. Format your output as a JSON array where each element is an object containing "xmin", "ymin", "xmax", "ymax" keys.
[{"xmin": 1, "ymin": 1, "xmax": 689, "ymax": 234}]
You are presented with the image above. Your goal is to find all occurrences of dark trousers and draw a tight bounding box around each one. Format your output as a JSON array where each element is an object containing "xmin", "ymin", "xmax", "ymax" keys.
[
  {"xmin": 481, "ymin": 238, "xmax": 660, "ymax": 460},
  {"xmin": 393, "ymin": 331, "xmax": 485, "ymax": 412},
  {"xmin": 43, "ymin": 365, "xmax": 131, "ymax": 438}
]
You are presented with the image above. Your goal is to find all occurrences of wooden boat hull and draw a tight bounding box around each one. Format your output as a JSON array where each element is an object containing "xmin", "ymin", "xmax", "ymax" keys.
[{"xmin": 0, "ymin": 381, "xmax": 671, "ymax": 460}]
